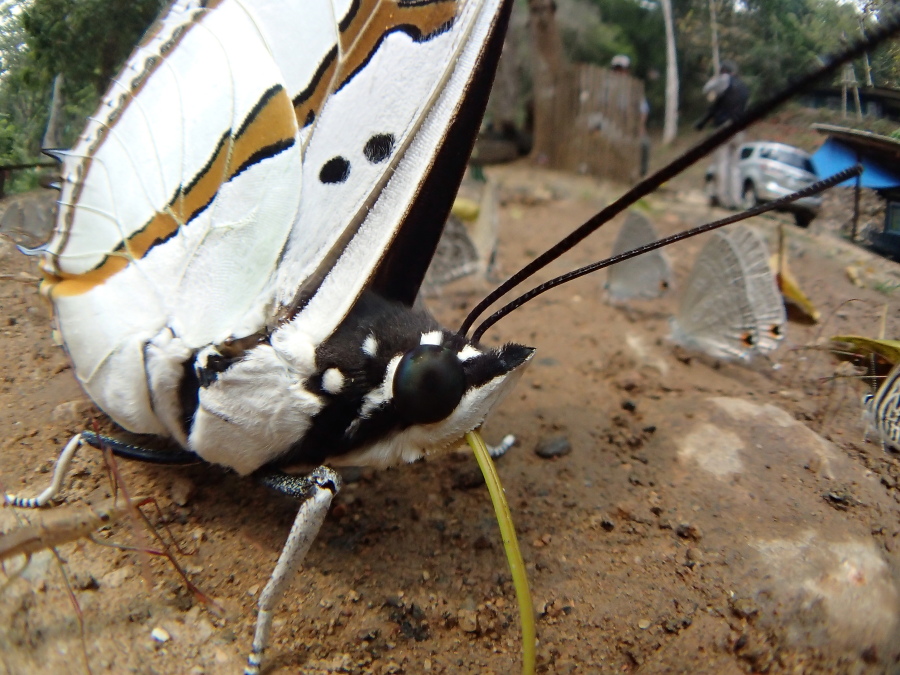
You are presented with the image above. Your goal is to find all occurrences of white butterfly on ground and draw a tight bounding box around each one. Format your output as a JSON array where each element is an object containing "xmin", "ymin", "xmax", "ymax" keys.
[
  {"xmin": 606, "ymin": 210, "xmax": 672, "ymax": 302},
  {"xmin": 422, "ymin": 214, "xmax": 480, "ymax": 293},
  {"xmin": 671, "ymin": 224, "xmax": 786, "ymax": 361},
  {"xmin": 11, "ymin": 1, "xmax": 524, "ymax": 672}
]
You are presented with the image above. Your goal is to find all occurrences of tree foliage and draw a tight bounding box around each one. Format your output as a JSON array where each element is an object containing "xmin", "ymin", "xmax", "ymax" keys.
[
  {"xmin": 21, "ymin": 0, "xmax": 164, "ymax": 95},
  {"xmin": 553, "ymin": 0, "xmax": 900, "ymax": 125},
  {"xmin": 0, "ymin": 0, "xmax": 162, "ymax": 174},
  {"xmin": 676, "ymin": 0, "xmax": 899, "ymax": 118}
]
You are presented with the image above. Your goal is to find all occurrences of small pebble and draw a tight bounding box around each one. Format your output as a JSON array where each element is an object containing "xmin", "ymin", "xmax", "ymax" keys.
[
  {"xmin": 150, "ymin": 627, "xmax": 170, "ymax": 643},
  {"xmin": 535, "ymin": 435, "xmax": 572, "ymax": 459},
  {"xmin": 638, "ymin": 619, "xmax": 651, "ymax": 630},
  {"xmin": 72, "ymin": 572, "xmax": 99, "ymax": 591},
  {"xmin": 458, "ymin": 608, "xmax": 479, "ymax": 633},
  {"xmin": 676, "ymin": 522, "xmax": 702, "ymax": 541},
  {"xmin": 51, "ymin": 399, "xmax": 92, "ymax": 424}
]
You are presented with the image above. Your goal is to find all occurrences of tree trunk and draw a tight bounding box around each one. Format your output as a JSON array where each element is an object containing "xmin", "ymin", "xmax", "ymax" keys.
[
  {"xmin": 527, "ymin": 0, "xmax": 569, "ymax": 164},
  {"xmin": 42, "ymin": 73, "xmax": 64, "ymax": 150},
  {"xmin": 660, "ymin": 0, "xmax": 679, "ymax": 145},
  {"xmin": 709, "ymin": 0, "xmax": 720, "ymax": 76}
]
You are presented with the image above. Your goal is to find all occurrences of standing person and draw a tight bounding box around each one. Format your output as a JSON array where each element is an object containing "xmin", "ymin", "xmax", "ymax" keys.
[
  {"xmin": 695, "ymin": 60, "xmax": 749, "ymax": 209},
  {"xmin": 610, "ymin": 54, "xmax": 651, "ymax": 178}
]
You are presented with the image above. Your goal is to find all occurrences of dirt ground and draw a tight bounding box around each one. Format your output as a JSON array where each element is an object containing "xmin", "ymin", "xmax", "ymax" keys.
[{"xmin": 1, "ymin": 161, "xmax": 900, "ymax": 675}]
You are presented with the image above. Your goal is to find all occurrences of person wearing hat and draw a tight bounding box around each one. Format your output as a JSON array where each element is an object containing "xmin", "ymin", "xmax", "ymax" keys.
[
  {"xmin": 610, "ymin": 54, "xmax": 651, "ymax": 178},
  {"xmin": 695, "ymin": 60, "xmax": 749, "ymax": 209}
]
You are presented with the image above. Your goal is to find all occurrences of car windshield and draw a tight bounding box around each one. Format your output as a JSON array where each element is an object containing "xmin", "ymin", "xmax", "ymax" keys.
[{"xmin": 760, "ymin": 147, "xmax": 815, "ymax": 173}]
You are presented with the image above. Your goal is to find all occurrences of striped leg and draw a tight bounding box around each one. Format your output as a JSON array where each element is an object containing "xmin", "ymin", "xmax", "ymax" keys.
[
  {"xmin": 488, "ymin": 434, "xmax": 516, "ymax": 459},
  {"xmin": 245, "ymin": 467, "xmax": 342, "ymax": 675},
  {"xmin": 5, "ymin": 433, "xmax": 84, "ymax": 507}
]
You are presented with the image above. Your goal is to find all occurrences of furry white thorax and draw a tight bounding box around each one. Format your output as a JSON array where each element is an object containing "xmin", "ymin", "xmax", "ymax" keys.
[{"xmin": 189, "ymin": 319, "xmax": 323, "ymax": 475}]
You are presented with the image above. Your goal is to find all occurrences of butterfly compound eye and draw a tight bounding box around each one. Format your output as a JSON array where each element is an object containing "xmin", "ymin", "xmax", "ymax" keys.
[{"xmin": 393, "ymin": 345, "xmax": 466, "ymax": 425}]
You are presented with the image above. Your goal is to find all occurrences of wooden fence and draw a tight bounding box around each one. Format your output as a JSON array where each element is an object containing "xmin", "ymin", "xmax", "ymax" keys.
[{"xmin": 534, "ymin": 64, "xmax": 645, "ymax": 181}]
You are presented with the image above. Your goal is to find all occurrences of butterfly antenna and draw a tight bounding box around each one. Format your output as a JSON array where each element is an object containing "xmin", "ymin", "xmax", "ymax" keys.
[
  {"xmin": 471, "ymin": 165, "xmax": 859, "ymax": 342},
  {"xmin": 459, "ymin": 11, "xmax": 900, "ymax": 338}
]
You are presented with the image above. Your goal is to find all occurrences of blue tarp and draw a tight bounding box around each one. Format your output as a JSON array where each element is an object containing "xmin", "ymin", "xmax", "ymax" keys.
[{"xmin": 810, "ymin": 137, "xmax": 900, "ymax": 189}]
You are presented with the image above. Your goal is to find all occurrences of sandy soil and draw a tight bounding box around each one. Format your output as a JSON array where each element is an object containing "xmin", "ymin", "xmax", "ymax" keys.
[{"xmin": 1, "ymin": 162, "xmax": 900, "ymax": 675}]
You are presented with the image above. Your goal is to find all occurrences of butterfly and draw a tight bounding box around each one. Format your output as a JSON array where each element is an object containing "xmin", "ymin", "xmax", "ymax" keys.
[
  {"xmin": 5, "ymin": 0, "xmax": 899, "ymax": 672},
  {"xmin": 606, "ymin": 210, "xmax": 672, "ymax": 302},
  {"xmin": 671, "ymin": 224, "xmax": 785, "ymax": 361},
  {"xmin": 864, "ymin": 362, "xmax": 900, "ymax": 452}
]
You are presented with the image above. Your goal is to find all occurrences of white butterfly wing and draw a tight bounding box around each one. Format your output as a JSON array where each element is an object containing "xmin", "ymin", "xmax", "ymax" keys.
[
  {"xmin": 273, "ymin": 0, "xmax": 502, "ymax": 346},
  {"xmin": 727, "ymin": 224, "xmax": 786, "ymax": 355},
  {"xmin": 671, "ymin": 230, "xmax": 759, "ymax": 361},
  {"xmin": 606, "ymin": 210, "xmax": 671, "ymax": 302},
  {"xmin": 43, "ymin": 1, "xmax": 309, "ymax": 431}
]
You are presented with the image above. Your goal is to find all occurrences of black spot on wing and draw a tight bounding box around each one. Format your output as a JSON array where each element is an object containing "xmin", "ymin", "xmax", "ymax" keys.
[
  {"xmin": 320, "ymin": 156, "xmax": 351, "ymax": 184},
  {"xmin": 364, "ymin": 134, "xmax": 395, "ymax": 164}
]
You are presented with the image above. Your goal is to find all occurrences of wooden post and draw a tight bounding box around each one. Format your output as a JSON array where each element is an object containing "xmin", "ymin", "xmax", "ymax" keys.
[
  {"xmin": 528, "ymin": 0, "xmax": 570, "ymax": 165},
  {"xmin": 709, "ymin": 0, "xmax": 720, "ymax": 76},
  {"xmin": 851, "ymin": 151, "xmax": 861, "ymax": 241},
  {"xmin": 660, "ymin": 0, "xmax": 679, "ymax": 145}
]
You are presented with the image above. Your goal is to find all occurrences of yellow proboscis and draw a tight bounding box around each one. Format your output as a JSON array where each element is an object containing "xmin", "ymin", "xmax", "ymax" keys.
[{"xmin": 465, "ymin": 430, "xmax": 536, "ymax": 675}]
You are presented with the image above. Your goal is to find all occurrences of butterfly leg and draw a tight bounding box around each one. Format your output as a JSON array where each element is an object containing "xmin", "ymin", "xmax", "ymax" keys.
[
  {"xmin": 6, "ymin": 430, "xmax": 201, "ymax": 508},
  {"xmin": 245, "ymin": 467, "xmax": 342, "ymax": 675},
  {"xmin": 5, "ymin": 433, "xmax": 85, "ymax": 507},
  {"xmin": 487, "ymin": 434, "xmax": 516, "ymax": 459}
]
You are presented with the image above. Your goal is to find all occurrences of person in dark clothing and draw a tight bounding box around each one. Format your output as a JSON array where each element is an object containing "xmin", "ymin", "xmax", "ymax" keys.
[{"xmin": 695, "ymin": 60, "xmax": 749, "ymax": 208}]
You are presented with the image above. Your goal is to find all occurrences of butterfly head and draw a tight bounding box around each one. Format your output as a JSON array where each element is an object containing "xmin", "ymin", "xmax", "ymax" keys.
[
  {"xmin": 385, "ymin": 335, "xmax": 535, "ymax": 459},
  {"xmin": 275, "ymin": 292, "xmax": 534, "ymax": 469}
]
